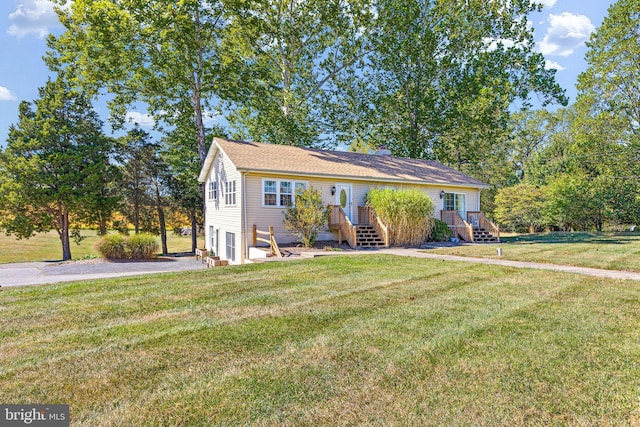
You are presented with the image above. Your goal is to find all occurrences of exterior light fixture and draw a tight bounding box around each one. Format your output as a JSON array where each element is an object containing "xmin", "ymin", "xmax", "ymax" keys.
[
  {"xmin": 331, "ymin": 186, "xmax": 336, "ymax": 196},
  {"xmin": 440, "ymin": 190, "xmax": 445, "ymax": 199}
]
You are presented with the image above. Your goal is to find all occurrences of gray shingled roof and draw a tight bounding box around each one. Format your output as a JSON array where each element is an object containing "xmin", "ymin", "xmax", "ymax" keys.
[{"xmin": 201, "ymin": 137, "xmax": 487, "ymax": 188}]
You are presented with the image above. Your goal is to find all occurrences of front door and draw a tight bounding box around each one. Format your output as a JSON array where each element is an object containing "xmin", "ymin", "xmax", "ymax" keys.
[{"xmin": 335, "ymin": 184, "xmax": 353, "ymax": 222}]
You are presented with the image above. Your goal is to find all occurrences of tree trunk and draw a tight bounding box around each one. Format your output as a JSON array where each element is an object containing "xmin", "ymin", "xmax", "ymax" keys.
[
  {"xmin": 60, "ymin": 210, "xmax": 72, "ymax": 261},
  {"xmin": 99, "ymin": 214, "xmax": 107, "ymax": 236},
  {"xmin": 191, "ymin": 208, "xmax": 197, "ymax": 253},
  {"xmin": 134, "ymin": 196, "xmax": 140, "ymax": 234},
  {"xmin": 155, "ymin": 184, "xmax": 168, "ymax": 255}
]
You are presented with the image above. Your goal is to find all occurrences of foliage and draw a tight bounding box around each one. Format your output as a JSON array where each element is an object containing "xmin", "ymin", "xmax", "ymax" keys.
[
  {"xmin": 493, "ymin": 183, "xmax": 548, "ymax": 233},
  {"xmin": 366, "ymin": 188, "xmax": 434, "ymax": 245},
  {"xmin": 95, "ymin": 234, "xmax": 127, "ymax": 259},
  {"xmin": 161, "ymin": 123, "xmax": 226, "ymax": 253},
  {"xmin": 334, "ymin": 0, "xmax": 566, "ymax": 164},
  {"xmin": 221, "ymin": 0, "xmax": 373, "ymax": 147},
  {"xmin": 544, "ymin": 173, "xmax": 608, "ymax": 232},
  {"xmin": 95, "ymin": 233, "xmax": 158, "ymax": 259},
  {"xmin": 283, "ymin": 186, "xmax": 329, "ymax": 247},
  {"xmin": 126, "ymin": 233, "xmax": 159, "ymax": 259},
  {"xmin": 48, "ymin": 0, "xmax": 225, "ymax": 166},
  {"xmin": 428, "ymin": 219, "xmax": 452, "ymax": 242},
  {"xmin": 577, "ymin": 0, "xmax": 640, "ymax": 141},
  {"xmin": 0, "ymin": 78, "xmax": 117, "ymax": 261}
]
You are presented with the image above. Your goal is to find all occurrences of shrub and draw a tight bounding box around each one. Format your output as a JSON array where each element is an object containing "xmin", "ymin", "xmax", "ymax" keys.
[
  {"xmin": 429, "ymin": 219, "xmax": 452, "ymax": 242},
  {"xmin": 96, "ymin": 233, "xmax": 159, "ymax": 259},
  {"xmin": 96, "ymin": 234, "xmax": 127, "ymax": 259},
  {"xmin": 127, "ymin": 233, "xmax": 159, "ymax": 259},
  {"xmin": 284, "ymin": 186, "xmax": 330, "ymax": 247},
  {"xmin": 366, "ymin": 188, "xmax": 435, "ymax": 246},
  {"xmin": 494, "ymin": 183, "xmax": 549, "ymax": 233}
]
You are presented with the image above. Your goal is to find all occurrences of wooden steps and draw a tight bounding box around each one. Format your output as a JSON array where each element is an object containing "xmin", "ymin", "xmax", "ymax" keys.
[
  {"xmin": 472, "ymin": 229, "xmax": 499, "ymax": 243},
  {"xmin": 356, "ymin": 225, "xmax": 386, "ymax": 248}
]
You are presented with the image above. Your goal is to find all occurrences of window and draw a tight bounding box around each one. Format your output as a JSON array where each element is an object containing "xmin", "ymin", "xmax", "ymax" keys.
[
  {"xmin": 280, "ymin": 181, "xmax": 293, "ymax": 207},
  {"xmin": 263, "ymin": 179, "xmax": 307, "ymax": 207},
  {"xmin": 264, "ymin": 180, "xmax": 277, "ymax": 206},
  {"xmin": 224, "ymin": 181, "xmax": 236, "ymax": 205},
  {"xmin": 209, "ymin": 226, "xmax": 215, "ymax": 252},
  {"xmin": 226, "ymin": 232, "xmax": 235, "ymax": 262},
  {"xmin": 444, "ymin": 193, "xmax": 466, "ymax": 216},
  {"xmin": 208, "ymin": 181, "xmax": 217, "ymax": 200}
]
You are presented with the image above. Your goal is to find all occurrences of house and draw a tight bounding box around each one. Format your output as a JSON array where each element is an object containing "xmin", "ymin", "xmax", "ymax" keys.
[{"xmin": 198, "ymin": 137, "xmax": 499, "ymax": 264}]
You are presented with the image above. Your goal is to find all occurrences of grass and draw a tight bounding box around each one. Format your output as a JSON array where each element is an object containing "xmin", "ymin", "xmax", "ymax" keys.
[
  {"xmin": 0, "ymin": 230, "xmax": 201, "ymax": 264},
  {"xmin": 2, "ymin": 255, "xmax": 640, "ymax": 425},
  {"xmin": 427, "ymin": 231, "xmax": 640, "ymax": 272}
]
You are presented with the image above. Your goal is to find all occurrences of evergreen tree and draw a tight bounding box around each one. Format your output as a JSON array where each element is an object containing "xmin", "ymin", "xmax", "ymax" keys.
[{"xmin": 0, "ymin": 79, "xmax": 117, "ymax": 260}]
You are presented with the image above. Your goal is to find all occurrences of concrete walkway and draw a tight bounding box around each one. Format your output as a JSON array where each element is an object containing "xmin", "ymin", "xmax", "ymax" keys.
[
  {"xmin": 2, "ymin": 248, "xmax": 639, "ymax": 288},
  {"xmin": 379, "ymin": 249, "xmax": 640, "ymax": 281},
  {"xmin": 302, "ymin": 248, "xmax": 640, "ymax": 282}
]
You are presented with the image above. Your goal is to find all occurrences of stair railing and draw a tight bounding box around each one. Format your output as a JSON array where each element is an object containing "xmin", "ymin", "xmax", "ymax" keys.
[
  {"xmin": 360, "ymin": 206, "xmax": 389, "ymax": 247},
  {"xmin": 441, "ymin": 210, "xmax": 474, "ymax": 242},
  {"xmin": 467, "ymin": 211, "xmax": 500, "ymax": 242},
  {"xmin": 329, "ymin": 205, "xmax": 357, "ymax": 248}
]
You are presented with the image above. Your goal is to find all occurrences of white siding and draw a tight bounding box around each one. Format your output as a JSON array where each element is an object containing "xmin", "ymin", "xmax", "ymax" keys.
[{"xmin": 204, "ymin": 151, "xmax": 243, "ymax": 264}]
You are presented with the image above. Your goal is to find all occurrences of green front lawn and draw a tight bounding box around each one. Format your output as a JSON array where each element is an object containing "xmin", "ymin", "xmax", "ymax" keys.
[
  {"xmin": 428, "ymin": 232, "xmax": 640, "ymax": 272},
  {"xmin": 0, "ymin": 230, "xmax": 201, "ymax": 264},
  {"xmin": 2, "ymin": 255, "xmax": 639, "ymax": 425}
]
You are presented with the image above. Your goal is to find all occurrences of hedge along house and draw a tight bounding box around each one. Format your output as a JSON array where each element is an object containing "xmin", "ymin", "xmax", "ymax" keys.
[{"xmin": 198, "ymin": 137, "xmax": 499, "ymax": 264}]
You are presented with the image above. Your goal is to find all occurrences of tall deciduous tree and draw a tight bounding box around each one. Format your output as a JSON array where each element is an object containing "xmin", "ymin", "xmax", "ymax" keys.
[
  {"xmin": 161, "ymin": 123, "xmax": 225, "ymax": 253},
  {"xmin": 577, "ymin": 0, "xmax": 640, "ymax": 141},
  {"xmin": 337, "ymin": 0, "xmax": 566, "ymax": 164},
  {"xmin": 0, "ymin": 79, "xmax": 116, "ymax": 260},
  {"xmin": 220, "ymin": 0, "xmax": 374, "ymax": 147},
  {"xmin": 48, "ymin": 0, "xmax": 224, "ymax": 166}
]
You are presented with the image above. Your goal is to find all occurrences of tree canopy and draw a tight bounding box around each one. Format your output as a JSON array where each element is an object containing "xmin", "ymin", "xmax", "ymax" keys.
[{"xmin": 0, "ymin": 79, "xmax": 117, "ymax": 260}]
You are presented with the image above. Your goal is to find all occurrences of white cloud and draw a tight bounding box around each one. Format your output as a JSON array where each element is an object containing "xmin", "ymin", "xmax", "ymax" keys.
[
  {"xmin": 125, "ymin": 112, "xmax": 156, "ymax": 127},
  {"xmin": 202, "ymin": 110, "xmax": 222, "ymax": 125},
  {"xmin": 0, "ymin": 86, "xmax": 18, "ymax": 101},
  {"xmin": 539, "ymin": 12, "xmax": 595, "ymax": 57},
  {"xmin": 544, "ymin": 59, "xmax": 565, "ymax": 71},
  {"xmin": 7, "ymin": 0, "xmax": 61, "ymax": 38},
  {"xmin": 537, "ymin": 0, "xmax": 557, "ymax": 8}
]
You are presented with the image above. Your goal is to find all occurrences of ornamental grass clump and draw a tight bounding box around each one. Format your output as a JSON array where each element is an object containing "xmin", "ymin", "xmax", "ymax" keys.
[
  {"xmin": 96, "ymin": 233, "xmax": 158, "ymax": 259},
  {"xmin": 366, "ymin": 188, "xmax": 435, "ymax": 246},
  {"xmin": 95, "ymin": 234, "xmax": 128, "ymax": 259},
  {"xmin": 127, "ymin": 233, "xmax": 159, "ymax": 259}
]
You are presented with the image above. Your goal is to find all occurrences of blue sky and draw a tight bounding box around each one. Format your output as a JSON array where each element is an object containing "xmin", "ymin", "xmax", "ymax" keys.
[{"xmin": 0, "ymin": 0, "xmax": 617, "ymax": 146}]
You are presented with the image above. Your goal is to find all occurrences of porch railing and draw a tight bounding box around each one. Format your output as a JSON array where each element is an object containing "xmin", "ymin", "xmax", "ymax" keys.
[
  {"xmin": 467, "ymin": 211, "xmax": 500, "ymax": 242},
  {"xmin": 253, "ymin": 225, "xmax": 282, "ymax": 257},
  {"xmin": 441, "ymin": 210, "xmax": 474, "ymax": 242},
  {"xmin": 358, "ymin": 206, "xmax": 389, "ymax": 247},
  {"xmin": 329, "ymin": 205, "xmax": 357, "ymax": 248}
]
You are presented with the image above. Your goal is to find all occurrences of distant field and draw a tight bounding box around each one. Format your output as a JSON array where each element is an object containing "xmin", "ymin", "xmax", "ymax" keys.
[
  {"xmin": 427, "ymin": 232, "xmax": 640, "ymax": 272},
  {"xmin": 1, "ymin": 255, "xmax": 639, "ymax": 425},
  {"xmin": 0, "ymin": 230, "xmax": 201, "ymax": 264}
]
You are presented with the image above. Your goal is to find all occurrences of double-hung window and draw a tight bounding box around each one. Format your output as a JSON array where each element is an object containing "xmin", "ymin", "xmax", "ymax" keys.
[
  {"xmin": 280, "ymin": 181, "xmax": 293, "ymax": 207},
  {"xmin": 208, "ymin": 181, "xmax": 217, "ymax": 200},
  {"xmin": 263, "ymin": 179, "xmax": 307, "ymax": 207},
  {"xmin": 224, "ymin": 181, "xmax": 236, "ymax": 205},
  {"xmin": 264, "ymin": 180, "xmax": 277, "ymax": 206}
]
